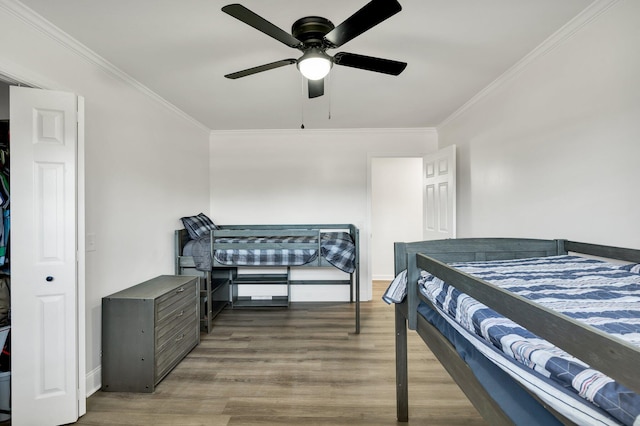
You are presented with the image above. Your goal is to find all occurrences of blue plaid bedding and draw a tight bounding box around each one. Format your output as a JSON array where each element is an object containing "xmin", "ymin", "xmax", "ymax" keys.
[
  {"xmin": 187, "ymin": 232, "xmax": 356, "ymax": 273},
  {"xmin": 416, "ymin": 255, "xmax": 640, "ymax": 426}
]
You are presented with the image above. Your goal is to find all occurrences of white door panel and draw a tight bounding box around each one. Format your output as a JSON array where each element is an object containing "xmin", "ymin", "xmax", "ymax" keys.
[
  {"xmin": 10, "ymin": 86, "xmax": 80, "ymax": 425},
  {"xmin": 423, "ymin": 145, "xmax": 456, "ymax": 240}
]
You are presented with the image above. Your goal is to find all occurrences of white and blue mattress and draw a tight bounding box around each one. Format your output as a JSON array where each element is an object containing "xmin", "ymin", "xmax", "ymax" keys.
[{"xmin": 386, "ymin": 255, "xmax": 640, "ymax": 425}]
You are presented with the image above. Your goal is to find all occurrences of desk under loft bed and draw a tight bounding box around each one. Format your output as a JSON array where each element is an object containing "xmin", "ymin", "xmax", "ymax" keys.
[{"xmin": 176, "ymin": 223, "xmax": 360, "ymax": 334}]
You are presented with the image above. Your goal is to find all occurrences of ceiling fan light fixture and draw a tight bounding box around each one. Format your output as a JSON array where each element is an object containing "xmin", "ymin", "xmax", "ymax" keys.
[
  {"xmin": 297, "ymin": 48, "xmax": 332, "ymax": 80},
  {"xmin": 222, "ymin": 2, "xmax": 406, "ymax": 98}
]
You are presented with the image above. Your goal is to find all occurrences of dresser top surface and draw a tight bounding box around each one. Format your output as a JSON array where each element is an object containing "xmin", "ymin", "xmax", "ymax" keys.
[{"xmin": 103, "ymin": 275, "xmax": 197, "ymax": 300}]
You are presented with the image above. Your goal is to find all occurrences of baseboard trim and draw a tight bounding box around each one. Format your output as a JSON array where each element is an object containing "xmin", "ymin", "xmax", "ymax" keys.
[
  {"xmin": 85, "ymin": 365, "xmax": 101, "ymax": 397},
  {"xmin": 372, "ymin": 275, "xmax": 394, "ymax": 282}
]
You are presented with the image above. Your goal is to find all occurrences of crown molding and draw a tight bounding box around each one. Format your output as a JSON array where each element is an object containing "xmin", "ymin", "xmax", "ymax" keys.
[
  {"xmin": 438, "ymin": 0, "xmax": 620, "ymax": 130},
  {"xmin": 210, "ymin": 127, "xmax": 438, "ymax": 137},
  {"xmin": 0, "ymin": 0, "xmax": 210, "ymax": 132}
]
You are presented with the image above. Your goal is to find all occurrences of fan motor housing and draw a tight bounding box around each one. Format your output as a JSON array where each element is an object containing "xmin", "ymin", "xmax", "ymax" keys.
[{"xmin": 292, "ymin": 16, "xmax": 334, "ymax": 46}]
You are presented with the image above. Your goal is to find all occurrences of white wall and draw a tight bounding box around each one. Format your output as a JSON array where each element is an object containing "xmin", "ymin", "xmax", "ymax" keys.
[
  {"xmin": 0, "ymin": 5, "xmax": 211, "ymax": 393},
  {"xmin": 210, "ymin": 129, "xmax": 437, "ymax": 300},
  {"xmin": 371, "ymin": 157, "xmax": 423, "ymax": 280},
  {"xmin": 438, "ymin": 0, "xmax": 640, "ymax": 248}
]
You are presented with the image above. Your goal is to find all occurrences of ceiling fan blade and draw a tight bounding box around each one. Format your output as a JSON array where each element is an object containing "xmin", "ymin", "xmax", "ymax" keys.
[
  {"xmin": 224, "ymin": 59, "xmax": 297, "ymax": 79},
  {"xmin": 222, "ymin": 4, "xmax": 302, "ymax": 48},
  {"xmin": 324, "ymin": 0, "xmax": 402, "ymax": 48},
  {"xmin": 334, "ymin": 52, "xmax": 407, "ymax": 75},
  {"xmin": 308, "ymin": 79, "xmax": 324, "ymax": 98}
]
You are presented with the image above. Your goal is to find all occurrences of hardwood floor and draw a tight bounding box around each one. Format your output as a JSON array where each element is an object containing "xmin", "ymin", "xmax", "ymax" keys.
[{"xmin": 76, "ymin": 282, "xmax": 486, "ymax": 425}]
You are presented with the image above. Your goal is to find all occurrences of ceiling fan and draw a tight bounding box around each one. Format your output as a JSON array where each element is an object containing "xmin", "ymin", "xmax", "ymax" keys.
[{"xmin": 222, "ymin": 0, "xmax": 407, "ymax": 98}]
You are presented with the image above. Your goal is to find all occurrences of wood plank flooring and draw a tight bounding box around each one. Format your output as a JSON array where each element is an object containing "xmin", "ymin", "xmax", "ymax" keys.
[{"xmin": 75, "ymin": 282, "xmax": 486, "ymax": 425}]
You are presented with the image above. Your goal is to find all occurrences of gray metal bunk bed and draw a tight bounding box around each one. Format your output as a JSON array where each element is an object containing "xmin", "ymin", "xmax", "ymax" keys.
[
  {"xmin": 391, "ymin": 238, "xmax": 640, "ymax": 426},
  {"xmin": 175, "ymin": 224, "xmax": 360, "ymax": 334}
]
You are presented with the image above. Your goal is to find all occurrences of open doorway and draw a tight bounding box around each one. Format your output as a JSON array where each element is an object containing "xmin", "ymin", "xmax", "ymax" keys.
[
  {"xmin": 369, "ymin": 147, "xmax": 457, "ymax": 282},
  {"xmin": 370, "ymin": 157, "xmax": 423, "ymax": 281}
]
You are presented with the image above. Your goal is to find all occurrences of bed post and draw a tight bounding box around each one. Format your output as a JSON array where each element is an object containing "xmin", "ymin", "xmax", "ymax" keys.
[
  {"xmin": 395, "ymin": 303, "xmax": 409, "ymax": 422},
  {"xmin": 353, "ymin": 225, "xmax": 360, "ymax": 334},
  {"xmin": 393, "ymin": 242, "xmax": 409, "ymax": 421},
  {"xmin": 405, "ymin": 253, "xmax": 419, "ymax": 331},
  {"xmin": 174, "ymin": 230, "xmax": 184, "ymax": 274},
  {"xmin": 174, "ymin": 231, "xmax": 179, "ymax": 275}
]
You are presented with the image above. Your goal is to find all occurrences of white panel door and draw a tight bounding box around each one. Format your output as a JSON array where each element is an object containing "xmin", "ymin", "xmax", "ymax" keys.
[
  {"xmin": 10, "ymin": 86, "xmax": 80, "ymax": 425},
  {"xmin": 423, "ymin": 145, "xmax": 456, "ymax": 240}
]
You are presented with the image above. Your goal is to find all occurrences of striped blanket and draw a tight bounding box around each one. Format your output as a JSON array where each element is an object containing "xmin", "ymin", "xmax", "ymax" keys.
[
  {"xmin": 385, "ymin": 255, "xmax": 640, "ymax": 425},
  {"xmin": 187, "ymin": 232, "xmax": 356, "ymax": 273}
]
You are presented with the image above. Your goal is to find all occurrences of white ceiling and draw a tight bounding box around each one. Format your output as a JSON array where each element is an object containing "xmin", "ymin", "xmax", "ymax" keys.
[{"xmin": 18, "ymin": 0, "xmax": 593, "ymax": 130}]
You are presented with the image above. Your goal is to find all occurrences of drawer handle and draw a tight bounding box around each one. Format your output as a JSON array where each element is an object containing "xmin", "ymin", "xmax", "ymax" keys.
[
  {"xmin": 176, "ymin": 310, "xmax": 185, "ymax": 318},
  {"xmin": 175, "ymin": 333, "xmax": 185, "ymax": 342},
  {"xmin": 176, "ymin": 287, "xmax": 185, "ymax": 293}
]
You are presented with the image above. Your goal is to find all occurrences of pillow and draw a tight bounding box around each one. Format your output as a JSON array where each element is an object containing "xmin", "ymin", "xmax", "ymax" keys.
[{"xmin": 180, "ymin": 213, "xmax": 219, "ymax": 239}]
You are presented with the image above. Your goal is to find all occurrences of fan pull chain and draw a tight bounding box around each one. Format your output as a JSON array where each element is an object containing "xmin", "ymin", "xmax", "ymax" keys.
[
  {"xmin": 300, "ymin": 76, "xmax": 305, "ymax": 129},
  {"xmin": 327, "ymin": 72, "xmax": 332, "ymax": 120}
]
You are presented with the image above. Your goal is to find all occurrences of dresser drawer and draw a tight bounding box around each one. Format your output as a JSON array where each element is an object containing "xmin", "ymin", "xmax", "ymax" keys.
[
  {"xmin": 156, "ymin": 287, "xmax": 197, "ymax": 329},
  {"xmin": 155, "ymin": 317, "xmax": 199, "ymax": 380},
  {"xmin": 155, "ymin": 302, "xmax": 197, "ymax": 349},
  {"xmin": 156, "ymin": 280, "xmax": 197, "ymax": 319}
]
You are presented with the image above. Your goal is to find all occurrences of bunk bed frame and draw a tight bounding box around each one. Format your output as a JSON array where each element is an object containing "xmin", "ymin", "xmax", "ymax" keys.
[
  {"xmin": 394, "ymin": 238, "xmax": 640, "ymax": 425},
  {"xmin": 175, "ymin": 228, "xmax": 231, "ymax": 333},
  {"xmin": 176, "ymin": 223, "xmax": 360, "ymax": 334}
]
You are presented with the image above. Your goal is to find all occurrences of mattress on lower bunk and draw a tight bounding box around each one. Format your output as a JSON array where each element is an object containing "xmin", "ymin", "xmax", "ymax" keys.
[
  {"xmin": 417, "ymin": 301, "xmax": 614, "ymax": 425},
  {"xmin": 386, "ymin": 255, "xmax": 640, "ymax": 426},
  {"xmin": 184, "ymin": 232, "xmax": 356, "ymax": 273}
]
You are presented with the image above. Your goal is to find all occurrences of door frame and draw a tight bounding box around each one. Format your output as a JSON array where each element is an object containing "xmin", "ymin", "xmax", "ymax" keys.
[
  {"xmin": 0, "ymin": 63, "xmax": 86, "ymax": 418},
  {"xmin": 366, "ymin": 152, "xmax": 431, "ymax": 290},
  {"xmin": 367, "ymin": 147, "xmax": 457, "ymax": 283},
  {"xmin": 369, "ymin": 156, "xmax": 423, "ymax": 281}
]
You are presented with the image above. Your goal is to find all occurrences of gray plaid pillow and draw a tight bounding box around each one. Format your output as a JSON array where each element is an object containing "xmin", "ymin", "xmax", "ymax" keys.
[{"xmin": 181, "ymin": 213, "xmax": 219, "ymax": 239}]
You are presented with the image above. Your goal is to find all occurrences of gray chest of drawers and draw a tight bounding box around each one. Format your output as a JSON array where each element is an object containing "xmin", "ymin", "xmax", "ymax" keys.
[{"xmin": 101, "ymin": 275, "xmax": 200, "ymax": 392}]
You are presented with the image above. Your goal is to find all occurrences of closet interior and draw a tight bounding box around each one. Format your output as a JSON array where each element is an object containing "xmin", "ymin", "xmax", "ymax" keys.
[{"xmin": 0, "ymin": 80, "xmax": 11, "ymax": 423}]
